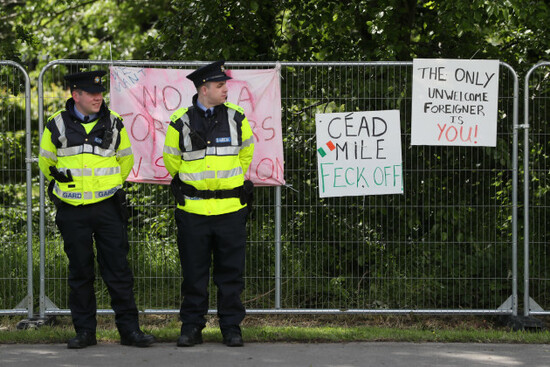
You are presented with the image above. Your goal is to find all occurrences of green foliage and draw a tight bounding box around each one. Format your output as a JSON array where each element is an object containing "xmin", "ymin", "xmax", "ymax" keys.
[
  {"xmin": 3, "ymin": 0, "xmax": 172, "ymax": 73},
  {"xmin": 0, "ymin": 1, "xmax": 37, "ymax": 62},
  {"xmin": 2, "ymin": 0, "xmax": 550, "ymax": 71},
  {"xmin": 0, "ymin": 183, "xmax": 31, "ymax": 309},
  {"xmin": 147, "ymin": 0, "xmax": 280, "ymax": 61},
  {"xmin": 145, "ymin": 0, "xmax": 550, "ymax": 73}
]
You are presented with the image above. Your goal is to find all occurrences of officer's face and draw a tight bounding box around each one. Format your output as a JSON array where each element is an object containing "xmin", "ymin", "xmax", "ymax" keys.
[
  {"xmin": 73, "ymin": 90, "xmax": 103, "ymax": 116},
  {"xmin": 203, "ymin": 81, "xmax": 228, "ymax": 107}
]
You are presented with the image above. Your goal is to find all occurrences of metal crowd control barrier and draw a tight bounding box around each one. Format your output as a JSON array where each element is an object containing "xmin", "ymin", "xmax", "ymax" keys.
[
  {"xmin": 37, "ymin": 60, "xmax": 519, "ymax": 318},
  {"xmin": 0, "ymin": 61, "xmax": 33, "ymax": 317},
  {"xmin": 524, "ymin": 62, "xmax": 550, "ymax": 317}
]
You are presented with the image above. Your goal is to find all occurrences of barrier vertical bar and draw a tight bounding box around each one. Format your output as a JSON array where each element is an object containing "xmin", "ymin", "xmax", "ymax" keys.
[
  {"xmin": 275, "ymin": 185, "xmax": 282, "ymax": 309},
  {"xmin": 23, "ymin": 62, "xmax": 33, "ymax": 319},
  {"xmin": 523, "ymin": 65, "xmax": 534, "ymax": 317},
  {"xmin": 38, "ymin": 64, "xmax": 47, "ymax": 318},
  {"xmin": 501, "ymin": 62, "xmax": 519, "ymax": 317}
]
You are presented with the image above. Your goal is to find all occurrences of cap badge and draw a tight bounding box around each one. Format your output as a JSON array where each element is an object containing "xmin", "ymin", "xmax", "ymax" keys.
[{"xmin": 94, "ymin": 76, "xmax": 100, "ymax": 84}]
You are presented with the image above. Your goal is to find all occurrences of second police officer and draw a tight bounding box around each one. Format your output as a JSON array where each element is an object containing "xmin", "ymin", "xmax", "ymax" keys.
[{"xmin": 163, "ymin": 61, "xmax": 255, "ymax": 347}]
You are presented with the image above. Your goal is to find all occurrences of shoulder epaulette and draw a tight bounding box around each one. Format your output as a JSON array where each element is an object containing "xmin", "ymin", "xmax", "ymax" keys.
[
  {"xmin": 224, "ymin": 102, "xmax": 245, "ymax": 114},
  {"xmin": 170, "ymin": 107, "xmax": 189, "ymax": 123},
  {"xmin": 109, "ymin": 109, "xmax": 123, "ymax": 120},
  {"xmin": 47, "ymin": 109, "xmax": 65, "ymax": 122}
]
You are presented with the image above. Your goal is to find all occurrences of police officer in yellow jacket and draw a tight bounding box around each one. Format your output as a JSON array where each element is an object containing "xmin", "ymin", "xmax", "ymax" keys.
[
  {"xmin": 163, "ymin": 61, "xmax": 254, "ymax": 347},
  {"xmin": 39, "ymin": 71, "xmax": 155, "ymax": 349}
]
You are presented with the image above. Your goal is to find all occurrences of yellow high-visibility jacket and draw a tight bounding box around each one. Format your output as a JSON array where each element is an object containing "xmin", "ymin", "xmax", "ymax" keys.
[
  {"xmin": 163, "ymin": 97, "xmax": 254, "ymax": 216},
  {"xmin": 39, "ymin": 99, "xmax": 133, "ymax": 206}
]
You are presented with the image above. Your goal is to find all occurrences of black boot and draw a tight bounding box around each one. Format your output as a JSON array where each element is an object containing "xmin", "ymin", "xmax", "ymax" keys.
[
  {"xmin": 177, "ymin": 324, "xmax": 203, "ymax": 347},
  {"xmin": 222, "ymin": 326, "xmax": 243, "ymax": 347},
  {"xmin": 120, "ymin": 330, "xmax": 156, "ymax": 347},
  {"xmin": 67, "ymin": 331, "xmax": 97, "ymax": 349}
]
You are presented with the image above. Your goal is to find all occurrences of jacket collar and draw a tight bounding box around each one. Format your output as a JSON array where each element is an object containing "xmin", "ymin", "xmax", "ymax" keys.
[
  {"xmin": 65, "ymin": 98, "xmax": 108, "ymax": 122},
  {"xmin": 191, "ymin": 94, "xmax": 223, "ymax": 117}
]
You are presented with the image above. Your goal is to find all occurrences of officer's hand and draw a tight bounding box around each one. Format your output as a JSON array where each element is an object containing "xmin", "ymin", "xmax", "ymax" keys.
[{"xmin": 49, "ymin": 166, "xmax": 73, "ymax": 182}]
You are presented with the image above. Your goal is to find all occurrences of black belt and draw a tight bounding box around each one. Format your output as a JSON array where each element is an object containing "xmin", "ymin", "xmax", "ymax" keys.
[
  {"xmin": 188, "ymin": 186, "xmax": 242, "ymax": 199},
  {"xmin": 176, "ymin": 179, "xmax": 242, "ymax": 199},
  {"xmin": 171, "ymin": 177, "xmax": 253, "ymax": 207}
]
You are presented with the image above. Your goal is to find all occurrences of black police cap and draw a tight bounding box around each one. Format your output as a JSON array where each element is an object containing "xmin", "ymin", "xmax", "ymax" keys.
[
  {"xmin": 186, "ymin": 61, "xmax": 232, "ymax": 88},
  {"xmin": 64, "ymin": 70, "xmax": 106, "ymax": 93}
]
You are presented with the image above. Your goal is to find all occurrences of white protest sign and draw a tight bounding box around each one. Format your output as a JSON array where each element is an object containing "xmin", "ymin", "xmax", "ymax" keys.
[
  {"xmin": 316, "ymin": 110, "xmax": 403, "ymax": 198},
  {"xmin": 411, "ymin": 58, "xmax": 499, "ymax": 147},
  {"xmin": 109, "ymin": 66, "xmax": 285, "ymax": 186}
]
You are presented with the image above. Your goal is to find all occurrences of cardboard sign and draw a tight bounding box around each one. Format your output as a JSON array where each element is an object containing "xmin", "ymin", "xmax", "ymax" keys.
[
  {"xmin": 411, "ymin": 58, "xmax": 499, "ymax": 147},
  {"xmin": 109, "ymin": 66, "xmax": 285, "ymax": 186},
  {"xmin": 316, "ymin": 110, "xmax": 403, "ymax": 198}
]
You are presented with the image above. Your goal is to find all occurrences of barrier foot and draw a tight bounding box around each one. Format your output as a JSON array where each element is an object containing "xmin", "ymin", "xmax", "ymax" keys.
[
  {"xmin": 16, "ymin": 316, "xmax": 56, "ymax": 330},
  {"xmin": 506, "ymin": 315, "xmax": 545, "ymax": 332}
]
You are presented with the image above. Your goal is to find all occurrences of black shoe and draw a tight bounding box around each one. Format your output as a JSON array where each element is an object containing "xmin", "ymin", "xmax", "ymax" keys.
[
  {"xmin": 67, "ymin": 331, "xmax": 97, "ymax": 349},
  {"xmin": 222, "ymin": 327, "xmax": 244, "ymax": 347},
  {"xmin": 177, "ymin": 325, "xmax": 203, "ymax": 347},
  {"xmin": 120, "ymin": 330, "xmax": 156, "ymax": 347}
]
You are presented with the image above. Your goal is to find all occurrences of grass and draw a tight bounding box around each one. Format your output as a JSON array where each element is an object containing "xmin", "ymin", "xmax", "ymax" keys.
[{"xmin": 1, "ymin": 314, "xmax": 550, "ymax": 344}]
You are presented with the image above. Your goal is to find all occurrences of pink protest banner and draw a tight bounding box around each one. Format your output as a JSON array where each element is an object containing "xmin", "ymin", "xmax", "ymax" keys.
[{"xmin": 109, "ymin": 66, "xmax": 285, "ymax": 186}]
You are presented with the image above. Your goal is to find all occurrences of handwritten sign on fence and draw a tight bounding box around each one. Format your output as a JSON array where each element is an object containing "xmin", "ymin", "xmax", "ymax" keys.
[
  {"xmin": 315, "ymin": 110, "xmax": 403, "ymax": 198},
  {"xmin": 411, "ymin": 58, "xmax": 499, "ymax": 147},
  {"xmin": 109, "ymin": 66, "xmax": 285, "ymax": 186}
]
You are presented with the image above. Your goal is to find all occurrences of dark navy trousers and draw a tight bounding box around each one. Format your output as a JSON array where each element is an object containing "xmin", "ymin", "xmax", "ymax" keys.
[
  {"xmin": 175, "ymin": 207, "xmax": 247, "ymax": 330},
  {"xmin": 55, "ymin": 197, "xmax": 139, "ymax": 335}
]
